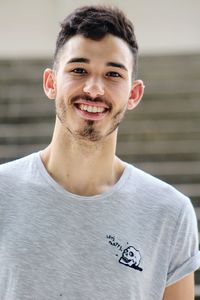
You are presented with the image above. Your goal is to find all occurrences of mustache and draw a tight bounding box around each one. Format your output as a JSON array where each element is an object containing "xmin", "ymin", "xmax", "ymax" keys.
[{"xmin": 71, "ymin": 94, "xmax": 112, "ymax": 110}]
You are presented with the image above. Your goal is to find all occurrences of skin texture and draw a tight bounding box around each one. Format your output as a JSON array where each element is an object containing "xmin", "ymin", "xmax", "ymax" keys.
[
  {"xmin": 41, "ymin": 33, "xmax": 195, "ymax": 298},
  {"xmin": 162, "ymin": 273, "xmax": 194, "ymax": 300}
]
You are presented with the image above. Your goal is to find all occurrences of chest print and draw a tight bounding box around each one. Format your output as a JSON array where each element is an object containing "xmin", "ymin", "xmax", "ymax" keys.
[{"xmin": 106, "ymin": 234, "xmax": 143, "ymax": 272}]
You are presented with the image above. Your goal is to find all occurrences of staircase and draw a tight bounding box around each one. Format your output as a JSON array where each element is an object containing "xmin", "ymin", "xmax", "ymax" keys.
[{"xmin": 0, "ymin": 55, "xmax": 200, "ymax": 297}]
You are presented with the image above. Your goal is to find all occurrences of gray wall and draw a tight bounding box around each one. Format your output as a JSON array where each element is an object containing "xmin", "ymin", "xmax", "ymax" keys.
[{"xmin": 0, "ymin": 0, "xmax": 200, "ymax": 58}]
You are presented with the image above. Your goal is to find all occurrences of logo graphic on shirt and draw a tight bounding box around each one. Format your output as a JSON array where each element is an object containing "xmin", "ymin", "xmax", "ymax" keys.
[
  {"xmin": 106, "ymin": 234, "xmax": 143, "ymax": 272},
  {"xmin": 119, "ymin": 246, "xmax": 143, "ymax": 271}
]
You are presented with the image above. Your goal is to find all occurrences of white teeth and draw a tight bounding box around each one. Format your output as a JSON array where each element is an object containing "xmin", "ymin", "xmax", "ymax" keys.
[
  {"xmin": 93, "ymin": 107, "xmax": 98, "ymax": 113},
  {"xmin": 97, "ymin": 107, "xmax": 104, "ymax": 113},
  {"xmin": 87, "ymin": 106, "xmax": 93, "ymax": 112},
  {"xmin": 79, "ymin": 104, "xmax": 105, "ymax": 113}
]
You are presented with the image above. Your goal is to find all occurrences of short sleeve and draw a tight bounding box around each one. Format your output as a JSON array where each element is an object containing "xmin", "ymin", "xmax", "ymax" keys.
[{"xmin": 166, "ymin": 199, "xmax": 200, "ymax": 287}]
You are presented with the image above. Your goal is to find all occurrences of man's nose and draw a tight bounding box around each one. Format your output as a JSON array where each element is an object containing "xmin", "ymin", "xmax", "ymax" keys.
[{"xmin": 83, "ymin": 77, "xmax": 105, "ymax": 98}]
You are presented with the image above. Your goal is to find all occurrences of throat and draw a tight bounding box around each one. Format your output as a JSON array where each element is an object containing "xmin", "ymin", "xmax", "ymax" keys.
[
  {"xmin": 41, "ymin": 148, "xmax": 124, "ymax": 197},
  {"xmin": 63, "ymin": 157, "xmax": 125, "ymax": 196}
]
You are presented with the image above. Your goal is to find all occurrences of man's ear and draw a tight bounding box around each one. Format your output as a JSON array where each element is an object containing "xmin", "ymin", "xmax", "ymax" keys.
[
  {"xmin": 127, "ymin": 80, "xmax": 145, "ymax": 110},
  {"xmin": 43, "ymin": 68, "xmax": 56, "ymax": 100}
]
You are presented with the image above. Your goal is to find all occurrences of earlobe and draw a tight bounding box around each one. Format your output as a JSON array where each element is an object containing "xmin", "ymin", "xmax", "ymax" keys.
[
  {"xmin": 43, "ymin": 68, "xmax": 56, "ymax": 100},
  {"xmin": 127, "ymin": 80, "xmax": 145, "ymax": 110}
]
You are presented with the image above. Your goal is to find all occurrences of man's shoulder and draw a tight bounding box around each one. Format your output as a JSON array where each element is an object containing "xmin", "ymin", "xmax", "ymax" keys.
[
  {"xmin": 125, "ymin": 162, "xmax": 190, "ymax": 210},
  {"xmin": 0, "ymin": 152, "xmax": 38, "ymax": 179}
]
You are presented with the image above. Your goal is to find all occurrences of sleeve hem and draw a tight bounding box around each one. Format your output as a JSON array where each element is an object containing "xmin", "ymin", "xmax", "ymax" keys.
[{"xmin": 166, "ymin": 252, "xmax": 200, "ymax": 287}]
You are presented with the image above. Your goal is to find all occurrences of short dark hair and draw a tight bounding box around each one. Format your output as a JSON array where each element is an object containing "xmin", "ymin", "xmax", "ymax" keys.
[{"xmin": 53, "ymin": 5, "xmax": 139, "ymax": 79}]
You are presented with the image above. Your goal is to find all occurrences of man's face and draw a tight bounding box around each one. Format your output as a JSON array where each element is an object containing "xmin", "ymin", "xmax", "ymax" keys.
[{"xmin": 47, "ymin": 34, "xmax": 141, "ymax": 142}]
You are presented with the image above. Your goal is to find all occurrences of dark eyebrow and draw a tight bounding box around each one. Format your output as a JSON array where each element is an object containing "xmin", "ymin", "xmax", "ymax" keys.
[
  {"xmin": 66, "ymin": 57, "xmax": 90, "ymax": 64},
  {"xmin": 106, "ymin": 62, "xmax": 128, "ymax": 72},
  {"xmin": 66, "ymin": 57, "xmax": 127, "ymax": 71}
]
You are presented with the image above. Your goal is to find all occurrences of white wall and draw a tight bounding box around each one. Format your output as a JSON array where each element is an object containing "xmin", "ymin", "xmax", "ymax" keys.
[
  {"xmin": 0, "ymin": 0, "xmax": 200, "ymax": 58},
  {"xmin": 0, "ymin": 0, "xmax": 57, "ymax": 57}
]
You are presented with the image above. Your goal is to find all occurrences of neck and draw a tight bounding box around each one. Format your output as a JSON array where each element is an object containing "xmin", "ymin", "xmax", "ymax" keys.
[{"xmin": 40, "ymin": 121, "xmax": 125, "ymax": 196}]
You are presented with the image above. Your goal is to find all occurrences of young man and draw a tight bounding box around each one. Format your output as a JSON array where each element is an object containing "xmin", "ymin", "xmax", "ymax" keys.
[{"xmin": 0, "ymin": 5, "xmax": 200, "ymax": 300}]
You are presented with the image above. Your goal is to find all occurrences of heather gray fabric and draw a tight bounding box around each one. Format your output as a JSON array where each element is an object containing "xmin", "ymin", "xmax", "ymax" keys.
[{"xmin": 0, "ymin": 152, "xmax": 200, "ymax": 300}]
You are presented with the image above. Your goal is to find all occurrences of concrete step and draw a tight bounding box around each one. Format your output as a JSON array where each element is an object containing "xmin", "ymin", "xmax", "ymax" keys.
[
  {"xmin": 174, "ymin": 184, "xmax": 200, "ymax": 199},
  {"xmin": 134, "ymin": 161, "xmax": 200, "ymax": 177},
  {"xmin": 0, "ymin": 82, "xmax": 44, "ymax": 100},
  {"xmin": 0, "ymin": 102, "xmax": 54, "ymax": 119},
  {"xmin": 0, "ymin": 144, "xmax": 45, "ymax": 162},
  {"xmin": 0, "ymin": 59, "xmax": 49, "ymax": 82},
  {"xmin": 117, "ymin": 140, "xmax": 200, "ymax": 155},
  {"xmin": 119, "ymin": 119, "xmax": 200, "ymax": 134},
  {"xmin": 139, "ymin": 54, "xmax": 200, "ymax": 95},
  {"xmin": 196, "ymin": 208, "xmax": 200, "ymax": 220},
  {"xmin": 0, "ymin": 123, "xmax": 54, "ymax": 140}
]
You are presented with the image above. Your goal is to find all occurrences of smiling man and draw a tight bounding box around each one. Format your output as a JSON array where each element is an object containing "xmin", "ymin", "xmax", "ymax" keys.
[{"xmin": 0, "ymin": 5, "xmax": 200, "ymax": 300}]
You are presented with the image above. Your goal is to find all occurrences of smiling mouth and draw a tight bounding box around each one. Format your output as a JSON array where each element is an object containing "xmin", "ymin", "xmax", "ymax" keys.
[
  {"xmin": 75, "ymin": 103, "xmax": 108, "ymax": 113},
  {"xmin": 73, "ymin": 100, "xmax": 110, "ymax": 121}
]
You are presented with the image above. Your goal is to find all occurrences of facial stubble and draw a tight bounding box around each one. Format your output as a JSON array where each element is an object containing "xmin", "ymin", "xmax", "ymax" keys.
[{"xmin": 56, "ymin": 99, "xmax": 127, "ymax": 142}]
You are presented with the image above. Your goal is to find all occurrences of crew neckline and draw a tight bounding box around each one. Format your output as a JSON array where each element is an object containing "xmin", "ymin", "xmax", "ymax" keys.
[{"xmin": 34, "ymin": 151, "xmax": 132, "ymax": 201}]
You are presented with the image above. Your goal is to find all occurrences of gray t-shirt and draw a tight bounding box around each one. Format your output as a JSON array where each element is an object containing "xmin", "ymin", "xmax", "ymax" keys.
[{"xmin": 0, "ymin": 152, "xmax": 200, "ymax": 300}]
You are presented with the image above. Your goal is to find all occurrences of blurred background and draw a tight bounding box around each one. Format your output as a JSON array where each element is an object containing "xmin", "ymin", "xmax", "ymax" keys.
[{"xmin": 0, "ymin": 0, "xmax": 200, "ymax": 297}]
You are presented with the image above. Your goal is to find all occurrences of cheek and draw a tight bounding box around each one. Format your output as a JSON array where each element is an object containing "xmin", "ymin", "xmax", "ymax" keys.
[
  {"xmin": 56, "ymin": 79, "xmax": 83, "ymax": 100},
  {"xmin": 59, "ymin": 79, "xmax": 76, "ymax": 92},
  {"xmin": 108, "ymin": 82, "xmax": 130, "ymax": 103}
]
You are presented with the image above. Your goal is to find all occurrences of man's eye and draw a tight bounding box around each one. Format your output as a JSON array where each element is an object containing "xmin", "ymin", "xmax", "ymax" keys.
[
  {"xmin": 71, "ymin": 68, "xmax": 87, "ymax": 75},
  {"xmin": 107, "ymin": 71, "xmax": 121, "ymax": 78}
]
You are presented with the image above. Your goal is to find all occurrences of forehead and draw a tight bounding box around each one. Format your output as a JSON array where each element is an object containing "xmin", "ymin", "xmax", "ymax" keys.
[{"xmin": 59, "ymin": 34, "xmax": 133, "ymax": 70}]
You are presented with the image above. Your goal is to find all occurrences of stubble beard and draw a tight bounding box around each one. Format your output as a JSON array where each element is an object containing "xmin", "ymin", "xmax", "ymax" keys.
[{"xmin": 56, "ymin": 99, "xmax": 127, "ymax": 143}]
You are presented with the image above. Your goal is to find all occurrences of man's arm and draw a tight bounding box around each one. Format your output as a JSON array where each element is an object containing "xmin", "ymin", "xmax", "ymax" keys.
[{"xmin": 162, "ymin": 273, "xmax": 195, "ymax": 300}]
